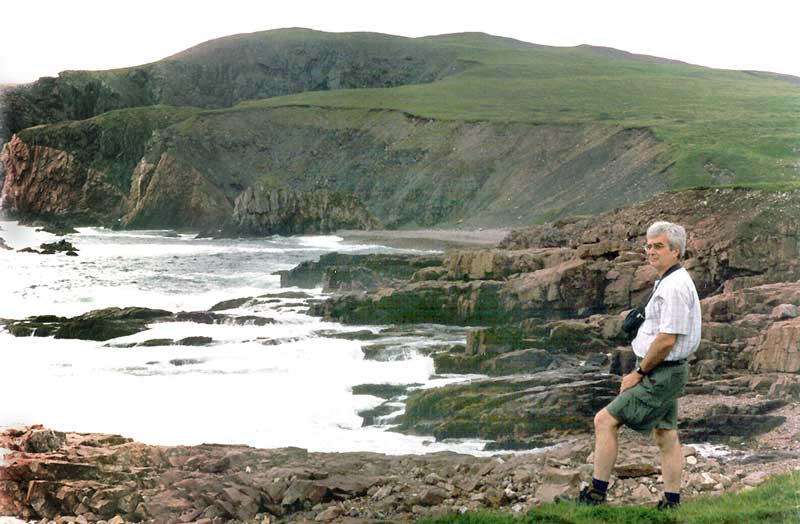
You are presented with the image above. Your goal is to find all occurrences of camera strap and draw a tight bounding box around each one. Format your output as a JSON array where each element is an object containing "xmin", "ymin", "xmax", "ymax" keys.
[{"xmin": 640, "ymin": 263, "xmax": 682, "ymax": 309}]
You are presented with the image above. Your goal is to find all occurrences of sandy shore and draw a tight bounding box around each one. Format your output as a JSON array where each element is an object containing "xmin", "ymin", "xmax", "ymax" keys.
[{"xmin": 337, "ymin": 228, "xmax": 510, "ymax": 250}]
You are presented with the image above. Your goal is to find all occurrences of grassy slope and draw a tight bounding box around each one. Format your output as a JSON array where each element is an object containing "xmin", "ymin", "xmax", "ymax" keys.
[
  {"xmin": 235, "ymin": 33, "xmax": 800, "ymax": 188},
  {"xmin": 418, "ymin": 470, "xmax": 800, "ymax": 524}
]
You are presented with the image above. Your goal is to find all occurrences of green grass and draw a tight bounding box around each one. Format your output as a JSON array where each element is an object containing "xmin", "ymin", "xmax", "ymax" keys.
[
  {"xmin": 417, "ymin": 470, "xmax": 800, "ymax": 524},
  {"xmin": 227, "ymin": 33, "xmax": 799, "ymax": 189}
]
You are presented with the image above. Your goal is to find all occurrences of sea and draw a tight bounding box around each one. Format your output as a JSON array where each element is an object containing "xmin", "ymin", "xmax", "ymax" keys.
[{"xmin": 0, "ymin": 220, "xmax": 497, "ymax": 456}]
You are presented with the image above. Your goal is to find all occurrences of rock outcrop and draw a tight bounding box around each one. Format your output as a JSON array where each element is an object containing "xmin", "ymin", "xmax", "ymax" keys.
[
  {"xmin": 0, "ymin": 135, "xmax": 127, "ymax": 224},
  {"xmin": 1, "ymin": 106, "xmax": 669, "ymax": 231},
  {"xmin": 229, "ymin": 185, "xmax": 380, "ymax": 236},
  {"xmin": 3, "ymin": 417, "xmax": 798, "ymax": 523},
  {"xmin": 6, "ymin": 307, "xmax": 173, "ymax": 341},
  {"xmin": 278, "ymin": 252, "xmax": 444, "ymax": 290},
  {"xmin": 312, "ymin": 188, "xmax": 800, "ymax": 327}
]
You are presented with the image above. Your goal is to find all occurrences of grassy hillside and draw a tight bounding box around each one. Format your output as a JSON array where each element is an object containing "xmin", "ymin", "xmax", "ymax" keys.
[
  {"xmin": 240, "ymin": 33, "xmax": 800, "ymax": 189},
  {"xmin": 0, "ymin": 29, "xmax": 467, "ymax": 137},
  {"xmin": 2, "ymin": 29, "xmax": 798, "ymax": 228},
  {"xmin": 418, "ymin": 470, "xmax": 800, "ymax": 524}
]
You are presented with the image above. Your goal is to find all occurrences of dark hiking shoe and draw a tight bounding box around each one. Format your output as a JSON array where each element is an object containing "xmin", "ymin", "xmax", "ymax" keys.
[
  {"xmin": 657, "ymin": 497, "xmax": 680, "ymax": 510},
  {"xmin": 573, "ymin": 486, "xmax": 607, "ymax": 505}
]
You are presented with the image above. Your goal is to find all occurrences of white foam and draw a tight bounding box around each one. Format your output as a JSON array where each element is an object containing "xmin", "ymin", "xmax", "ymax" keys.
[{"xmin": 0, "ymin": 221, "xmax": 532, "ymax": 456}]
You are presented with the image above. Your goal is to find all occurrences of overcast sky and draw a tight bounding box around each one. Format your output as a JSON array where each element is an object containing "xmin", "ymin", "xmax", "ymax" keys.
[{"xmin": 2, "ymin": 0, "xmax": 799, "ymax": 84}]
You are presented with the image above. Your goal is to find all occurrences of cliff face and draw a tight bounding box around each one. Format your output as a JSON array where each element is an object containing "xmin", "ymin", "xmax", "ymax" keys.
[
  {"xmin": 230, "ymin": 185, "xmax": 380, "ymax": 236},
  {"xmin": 127, "ymin": 107, "xmax": 670, "ymax": 230},
  {"xmin": 0, "ymin": 135, "xmax": 126, "ymax": 222},
  {"xmin": 0, "ymin": 106, "xmax": 669, "ymax": 229},
  {"xmin": 123, "ymin": 152, "xmax": 233, "ymax": 229}
]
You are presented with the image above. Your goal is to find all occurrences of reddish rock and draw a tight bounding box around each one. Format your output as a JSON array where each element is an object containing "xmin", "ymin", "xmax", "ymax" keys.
[{"xmin": 751, "ymin": 318, "xmax": 800, "ymax": 372}]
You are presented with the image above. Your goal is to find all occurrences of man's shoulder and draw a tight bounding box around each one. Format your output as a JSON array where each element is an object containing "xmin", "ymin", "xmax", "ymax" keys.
[{"xmin": 657, "ymin": 268, "xmax": 698, "ymax": 295}]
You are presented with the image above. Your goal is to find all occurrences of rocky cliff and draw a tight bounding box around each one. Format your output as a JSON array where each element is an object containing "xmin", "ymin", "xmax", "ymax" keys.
[
  {"xmin": 0, "ymin": 106, "xmax": 669, "ymax": 229},
  {"xmin": 229, "ymin": 184, "xmax": 379, "ymax": 236}
]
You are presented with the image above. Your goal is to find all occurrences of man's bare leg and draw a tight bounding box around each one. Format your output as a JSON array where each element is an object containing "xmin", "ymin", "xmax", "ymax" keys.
[
  {"xmin": 593, "ymin": 408, "xmax": 620, "ymax": 482},
  {"xmin": 653, "ymin": 428, "xmax": 682, "ymax": 493}
]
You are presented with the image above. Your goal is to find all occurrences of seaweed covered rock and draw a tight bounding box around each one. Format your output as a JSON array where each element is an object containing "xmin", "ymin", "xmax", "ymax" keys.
[
  {"xmin": 7, "ymin": 307, "xmax": 172, "ymax": 341},
  {"xmin": 396, "ymin": 369, "xmax": 619, "ymax": 444},
  {"xmin": 277, "ymin": 252, "xmax": 443, "ymax": 290}
]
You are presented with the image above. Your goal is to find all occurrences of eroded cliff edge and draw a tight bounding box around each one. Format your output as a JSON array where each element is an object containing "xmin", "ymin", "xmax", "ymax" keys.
[{"xmin": 0, "ymin": 106, "xmax": 670, "ymax": 231}]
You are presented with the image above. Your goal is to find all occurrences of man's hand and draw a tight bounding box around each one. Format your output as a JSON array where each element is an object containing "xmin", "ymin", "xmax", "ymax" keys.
[{"xmin": 620, "ymin": 371, "xmax": 643, "ymax": 393}]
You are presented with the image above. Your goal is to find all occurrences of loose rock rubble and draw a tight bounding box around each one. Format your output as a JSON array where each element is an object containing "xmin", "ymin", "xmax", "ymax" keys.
[{"xmin": 2, "ymin": 414, "xmax": 799, "ymax": 524}]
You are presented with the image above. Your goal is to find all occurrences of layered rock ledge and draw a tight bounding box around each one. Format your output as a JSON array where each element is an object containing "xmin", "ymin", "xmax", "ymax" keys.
[{"xmin": 2, "ymin": 419, "xmax": 798, "ymax": 524}]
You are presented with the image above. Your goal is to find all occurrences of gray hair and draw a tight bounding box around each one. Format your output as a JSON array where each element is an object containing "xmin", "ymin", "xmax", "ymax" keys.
[{"xmin": 647, "ymin": 221, "xmax": 687, "ymax": 258}]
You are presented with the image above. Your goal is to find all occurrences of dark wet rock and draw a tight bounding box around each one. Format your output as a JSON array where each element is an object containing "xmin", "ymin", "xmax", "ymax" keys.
[
  {"xmin": 0, "ymin": 237, "xmax": 11, "ymax": 250},
  {"xmin": 138, "ymin": 338, "xmax": 174, "ymax": 347},
  {"xmin": 316, "ymin": 329, "xmax": 382, "ymax": 341},
  {"xmin": 39, "ymin": 239, "xmax": 78, "ymax": 253},
  {"xmin": 34, "ymin": 223, "xmax": 79, "ymax": 236},
  {"xmin": 228, "ymin": 315, "xmax": 277, "ymax": 326},
  {"xmin": 259, "ymin": 337, "xmax": 302, "ymax": 346},
  {"xmin": 177, "ymin": 336, "xmax": 214, "ymax": 346},
  {"xmin": 259, "ymin": 291, "xmax": 313, "ymax": 299},
  {"xmin": 312, "ymin": 280, "xmax": 505, "ymax": 325},
  {"xmin": 351, "ymin": 384, "xmax": 415, "ymax": 399},
  {"xmin": 169, "ymin": 358, "xmax": 205, "ymax": 366},
  {"xmin": 277, "ymin": 252, "xmax": 443, "ymax": 290},
  {"xmin": 358, "ymin": 403, "xmax": 403, "ymax": 427},
  {"xmin": 174, "ymin": 311, "xmax": 224, "ymax": 323},
  {"xmin": 273, "ymin": 301, "xmax": 307, "ymax": 309},
  {"xmin": 396, "ymin": 370, "xmax": 618, "ymax": 441},
  {"xmin": 174, "ymin": 310, "xmax": 276, "ymax": 326},
  {"xmin": 7, "ymin": 307, "xmax": 172, "ymax": 341},
  {"xmin": 209, "ymin": 297, "xmax": 253, "ymax": 311},
  {"xmin": 17, "ymin": 247, "xmax": 40, "ymax": 254}
]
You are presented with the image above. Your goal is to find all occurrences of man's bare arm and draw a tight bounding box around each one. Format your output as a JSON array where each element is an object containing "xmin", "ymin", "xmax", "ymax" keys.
[{"xmin": 640, "ymin": 333, "xmax": 678, "ymax": 373}]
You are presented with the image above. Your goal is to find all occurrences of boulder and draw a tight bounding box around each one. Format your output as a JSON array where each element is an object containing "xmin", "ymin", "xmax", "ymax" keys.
[{"xmin": 751, "ymin": 318, "xmax": 800, "ymax": 372}]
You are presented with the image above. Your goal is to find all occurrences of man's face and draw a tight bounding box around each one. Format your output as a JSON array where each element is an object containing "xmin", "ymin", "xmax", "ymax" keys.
[{"xmin": 645, "ymin": 233, "xmax": 680, "ymax": 274}]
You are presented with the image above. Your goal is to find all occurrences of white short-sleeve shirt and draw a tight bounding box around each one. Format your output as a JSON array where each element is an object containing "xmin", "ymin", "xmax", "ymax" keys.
[{"xmin": 632, "ymin": 267, "xmax": 701, "ymax": 361}]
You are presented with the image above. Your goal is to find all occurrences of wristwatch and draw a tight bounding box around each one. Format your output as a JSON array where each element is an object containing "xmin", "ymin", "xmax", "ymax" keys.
[{"xmin": 635, "ymin": 366, "xmax": 649, "ymax": 376}]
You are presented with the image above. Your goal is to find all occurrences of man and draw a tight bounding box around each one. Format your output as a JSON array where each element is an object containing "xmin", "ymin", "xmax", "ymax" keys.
[{"xmin": 577, "ymin": 221, "xmax": 701, "ymax": 509}]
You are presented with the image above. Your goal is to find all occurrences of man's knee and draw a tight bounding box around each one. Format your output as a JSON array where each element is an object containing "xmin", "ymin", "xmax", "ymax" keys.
[
  {"xmin": 653, "ymin": 428, "xmax": 679, "ymax": 449},
  {"xmin": 594, "ymin": 408, "xmax": 619, "ymax": 432}
]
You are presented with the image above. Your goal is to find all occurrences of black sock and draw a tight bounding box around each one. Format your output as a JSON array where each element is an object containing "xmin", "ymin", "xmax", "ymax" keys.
[
  {"xmin": 592, "ymin": 477, "xmax": 609, "ymax": 494},
  {"xmin": 664, "ymin": 492, "xmax": 680, "ymax": 504}
]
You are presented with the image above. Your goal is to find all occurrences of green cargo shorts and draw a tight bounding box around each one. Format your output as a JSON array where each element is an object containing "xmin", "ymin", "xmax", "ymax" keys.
[{"xmin": 606, "ymin": 360, "xmax": 688, "ymax": 432}]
